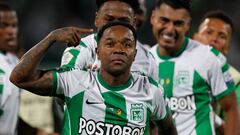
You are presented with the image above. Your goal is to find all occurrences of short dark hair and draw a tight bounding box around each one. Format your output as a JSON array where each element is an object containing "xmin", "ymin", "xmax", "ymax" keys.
[
  {"xmin": 200, "ymin": 10, "xmax": 234, "ymax": 32},
  {"xmin": 0, "ymin": 3, "xmax": 14, "ymax": 12},
  {"xmin": 156, "ymin": 0, "xmax": 192, "ymax": 13},
  {"xmin": 96, "ymin": 0, "xmax": 140, "ymax": 12},
  {"xmin": 97, "ymin": 21, "xmax": 137, "ymax": 44}
]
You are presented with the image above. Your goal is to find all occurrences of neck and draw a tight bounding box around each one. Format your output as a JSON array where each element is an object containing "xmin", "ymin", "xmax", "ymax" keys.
[
  {"xmin": 99, "ymin": 68, "xmax": 131, "ymax": 86},
  {"xmin": 159, "ymin": 37, "xmax": 186, "ymax": 56}
]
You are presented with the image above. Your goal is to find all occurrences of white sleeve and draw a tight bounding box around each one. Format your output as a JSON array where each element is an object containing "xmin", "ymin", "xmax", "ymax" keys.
[
  {"xmin": 151, "ymin": 82, "xmax": 168, "ymax": 121},
  {"xmin": 51, "ymin": 69, "xmax": 89, "ymax": 98},
  {"xmin": 207, "ymin": 49, "xmax": 235, "ymax": 101},
  {"xmin": 0, "ymin": 70, "xmax": 11, "ymax": 116},
  {"xmin": 60, "ymin": 46, "xmax": 81, "ymax": 68},
  {"xmin": 147, "ymin": 54, "xmax": 159, "ymax": 81}
]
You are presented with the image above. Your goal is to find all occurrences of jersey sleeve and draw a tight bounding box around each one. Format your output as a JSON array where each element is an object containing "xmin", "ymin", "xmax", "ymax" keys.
[
  {"xmin": 60, "ymin": 46, "xmax": 81, "ymax": 68},
  {"xmin": 149, "ymin": 78, "xmax": 168, "ymax": 121},
  {"xmin": 147, "ymin": 54, "xmax": 159, "ymax": 81},
  {"xmin": 60, "ymin": 35, "xmax": 97, "ymax": 70},
  {"xmin": 0, "ymin": 69, "xmax": 12, "ymax": 116},
  {"xmin": 208, "ymin": 48, "xmax": 235, "ymax": 101},
  {"xmin": 0, "ymin": 69, "xmax": 5, "ymax": 116},
  {"xmin": 51, "ymin": 69, "xmax": 90, "ymax": 98}
]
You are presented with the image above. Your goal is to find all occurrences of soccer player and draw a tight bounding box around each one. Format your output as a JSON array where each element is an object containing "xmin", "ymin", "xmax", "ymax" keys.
[
  {"xmin": 150, "ymin": 0, "xmax": 239, "ymax": 134},
  {"xmin": 0, "ymin": 3, "xmax": 56, "ymax": 135},
  {"xmin": 0, "ymin": 3, "xmax": 19, "ymax": 135},
  {"xmin": 61, "ymin": 0, "xmax": 157, "ymax": 80},
  {"xmin": 10, "ymin": 21, "xmax": 177, "ymax": 135},
  {"xmin": 193, "ymin": 10, "xmax": 240, "ymax": 134}
]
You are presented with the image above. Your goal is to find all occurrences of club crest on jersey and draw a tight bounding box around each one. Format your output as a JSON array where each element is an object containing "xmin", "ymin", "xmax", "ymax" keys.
[
  {"xmin": 175, "ymin": 71, "xmax": 190, "ymax": 87},
  {"xmin": 130, "ymin": 103, "xmax": 144, "ymax": 122}
]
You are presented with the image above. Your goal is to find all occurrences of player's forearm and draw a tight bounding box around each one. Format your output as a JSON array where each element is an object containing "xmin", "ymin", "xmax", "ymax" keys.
[
  {"xmin": 10, "ymin": 34, "xmax": 55, "ymax": 86},
  {"xmin": 157, "ymin": 114, "xmax": 178, "ymax": 135},
  {"xmin": 224, "ymin": 106, "xmax": 239, "ymax": 135}
]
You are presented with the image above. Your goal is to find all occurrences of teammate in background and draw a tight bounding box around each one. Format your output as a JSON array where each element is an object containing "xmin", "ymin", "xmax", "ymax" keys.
[
  {"xmin": 193, "ymin": 10, "xmax": 240, "ymax": 134},
  {"xmin": 0, "ymin": 3, "xmax": 56, "ymax": 135},
  {"xmin": 60, "ymin": 0, "xmax": 157, "ymax": 80},
  {"xmin": 150, "ymin": 0, "xmax": 239, "ymax": 134},
  {"xmin": 10, "ymin": 21, "xmax": 177, "ymax": 135}
]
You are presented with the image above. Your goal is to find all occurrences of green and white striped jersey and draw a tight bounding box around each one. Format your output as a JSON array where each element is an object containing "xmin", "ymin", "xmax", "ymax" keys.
[
  {"xmin": 51, "ymin": 69, "xmax": 168, "ymax": 135},
  {"xmin": 149, "ymin": 38, "xmax": 235, "ymax": 135},
  {"xmin": 0, "ymin": 51, "xmax": 19, "ymax": 135},
  {"xmin": 61, "ymin": 34, "xmax": 158, "ymax": 80}
]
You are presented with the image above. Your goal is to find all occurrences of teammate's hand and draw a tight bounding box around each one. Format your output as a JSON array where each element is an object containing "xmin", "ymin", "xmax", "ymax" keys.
[
  {"xmin": 36, "ymin": 129, "xmax": 60, "ymax": 135},
  {"xmin": 48, "ymin": 27, "xmax": 93, "ymax": 47}
]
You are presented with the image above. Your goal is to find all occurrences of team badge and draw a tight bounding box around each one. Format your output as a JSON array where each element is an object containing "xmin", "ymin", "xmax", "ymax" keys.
[
  {"xmin": 130, "ymin": 103, "xmax": 144, "ymax": 122},
  {"xmin": 175, "ymin": 71, "xmax": 189, "ymax": 86}
]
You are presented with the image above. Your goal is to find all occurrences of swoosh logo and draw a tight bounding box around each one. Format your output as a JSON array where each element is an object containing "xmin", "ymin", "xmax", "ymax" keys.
[{"xmin": 86, "ymin": 99, "xmax": 103, "ymax": 105}]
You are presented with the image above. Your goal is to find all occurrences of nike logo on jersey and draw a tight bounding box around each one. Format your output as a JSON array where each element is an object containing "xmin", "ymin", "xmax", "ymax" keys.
[{"xmin": 86, "ymin": 99, "xmax": 103, "ymax": 105}]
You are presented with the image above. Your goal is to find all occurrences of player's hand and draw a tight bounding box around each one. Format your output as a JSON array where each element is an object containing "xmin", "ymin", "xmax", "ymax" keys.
[
  {"xmin": 48, "ymin": 26, "xmax": 93, "ymax": 47},
  {"xmin": 36, "ymin": 129, "xmax": 60, "ymax": 135}
]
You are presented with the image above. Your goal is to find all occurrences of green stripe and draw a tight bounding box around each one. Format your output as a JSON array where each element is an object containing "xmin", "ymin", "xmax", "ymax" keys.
[
  {"xmin": 221, "ymin": 63, "xmax": 230, "ymax": 73},
  {"xmin": 214, "ymin": 86, "xmax": 235, "ymax": 101},
  {"xmin": 0, "ymin": 84, "xmax": 3, "ymax": 94},
  {"xmin": 0, "ymin": 69, "xmax": 5, "ymax": 94},
  {"xmin": 210, "ymin": 47, "xmax": 220, "ymax": 56},
  {"xmin": 65, "ymin": 92, "xmax": 85, "ymax": 135},
  {"xmin": 0, "ymin": 109, "xmax": 3, "ymax": 116},
  {"xmin": 144, "ymin": 108, "xmax": 151, "ymax": 135},
  {"xmin": 102, "ymin": 91, "xmax": 128, "ymax": 126},
  {"xmin": 158, "ymin": 61, "xmax": 175, "ymax": 97},
  {"xmin": 192, "ymin": 71, "xmax": 212, "ymax": 135},
  {"xmin": 236, "ymin": 84, "xmax": 240, "ymax": 110},
  {"xmin": 79, "ymin": 41, "xmax": 87, "ymax": 48},
  {"xmin": 97, "ymin": 72, "xmax": 133, "ymax": 91},
  {"xmin": 51, "ymin": 70, "xmax": 58, "ymax": 96},
  {"xmin": 61, "ymin": 49, "xmax": 80, "ymax": 68},
  {"xmin": 94, "ymin": 34, "xmax": 98, "ymax": 44},
  {"xmin": 61, "ymin": 106, "xmax": 71, "ymax": 135},
  {"xmin": 148, "ymin": 77, "xmax": 158, "ymax": 87}
]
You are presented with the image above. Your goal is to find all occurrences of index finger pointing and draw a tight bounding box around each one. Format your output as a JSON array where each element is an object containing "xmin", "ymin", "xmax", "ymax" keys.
[{"xmin": 74, "ymin": 27, "xmax": 94, "ymax": 34}]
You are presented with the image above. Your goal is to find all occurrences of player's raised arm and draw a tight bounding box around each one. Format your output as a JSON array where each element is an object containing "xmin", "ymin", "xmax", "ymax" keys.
[{"xmin": 10, "ymin": 27, "xmax": 93, "ymax": 96}]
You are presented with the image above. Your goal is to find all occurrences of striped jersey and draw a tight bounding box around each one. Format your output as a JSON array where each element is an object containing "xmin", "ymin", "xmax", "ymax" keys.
[
  {"xmin": 51, "ymin": 69, "xmax": 168, "ymax": 135},
  {"xmin": 60, "ymin": 34, "xmax": 158, "ymax": 80},
  {"xmin": 0, "ymin": 51, "xmax": 19, "ymax": 135},
  {"xmin": 149, "ymin": 38, "xmax": 235, "ymax": 135}
]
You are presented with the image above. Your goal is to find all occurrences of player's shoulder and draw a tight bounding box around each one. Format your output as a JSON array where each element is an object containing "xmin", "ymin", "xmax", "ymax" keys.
[
  {"xmin": 149, "ymin": 44, "xmax": 158, "ymax": 59},
  {"xmin": 132, "ymin": 72, "xmax": 159, "ymax": 88},
  {"xmin": 188, "ymin": 39, "xmax": 226, "ymax": 63}
]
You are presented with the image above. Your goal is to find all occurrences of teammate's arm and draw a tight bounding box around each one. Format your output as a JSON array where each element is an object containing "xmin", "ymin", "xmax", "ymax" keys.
[
  {"xmin": 218, "ymin": 92, "xmax": 239, "ymax": 135},
  {"xmin": 155, "ymin": 112, "xmax": 178, "ymax": 135},
  {"xmin": 10, "ymin": 27, "xmax": 93, "ymax": 96}
]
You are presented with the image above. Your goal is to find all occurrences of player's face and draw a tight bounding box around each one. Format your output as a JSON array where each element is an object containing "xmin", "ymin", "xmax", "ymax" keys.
[
  {"xmin": 135, "ymin": 0, "xmax": 147, "ymax": 29},
  {"xmin": 95, "ymin": 1, "xmax": 135, "ymax": 29},
  {"xmin": 194, "ymin": 18, "xmax": 232, "ymax": 55},
  {"xmin": 0, "ymin": 11, "xmax": 18, "ymax": 52},
  {"xmin": 151, "ymin": 3, "xmax": 190, "ymax": 52},
  {"xmin": 97, "ymin": 25, "xmax": 136, "ymax": 76}
]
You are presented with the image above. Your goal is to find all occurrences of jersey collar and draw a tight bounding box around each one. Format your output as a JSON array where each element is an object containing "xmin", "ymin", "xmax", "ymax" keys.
[
  {"xmin": 0, "ymin": 50, "xmax": 6, "ymax": 55},
  {"xmin": 97, "ymin": 71, "xmax": 133, "ymax": 91},
  {"xmin": 157, "ymin": 37, "xmax": 189, "ymax": 60}
]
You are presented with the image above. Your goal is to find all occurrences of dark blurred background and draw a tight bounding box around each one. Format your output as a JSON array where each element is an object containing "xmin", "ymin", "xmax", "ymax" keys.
[{"xmin": 5, "ymin": 0, "xmax": 240, "ymax": 69}]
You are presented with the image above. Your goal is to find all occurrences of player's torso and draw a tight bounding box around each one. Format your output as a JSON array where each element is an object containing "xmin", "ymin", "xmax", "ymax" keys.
[
  {"xmin": 63, "ymin": 73, "xmax": 155, "ymax": 135},
  {"xmin": 0, "ymin": 52, "xmax": 20, "ymax": 135},
  {"xmin": 150, "ymin": 39, "xmax": 215, "ymax": 135}
]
